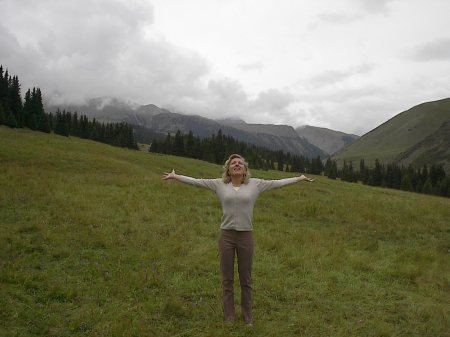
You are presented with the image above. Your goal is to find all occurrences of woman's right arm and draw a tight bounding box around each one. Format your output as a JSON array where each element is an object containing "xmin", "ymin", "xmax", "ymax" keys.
[{"xmin": 161, "ymin": 169, "xmax": 219, "ymax": 191}]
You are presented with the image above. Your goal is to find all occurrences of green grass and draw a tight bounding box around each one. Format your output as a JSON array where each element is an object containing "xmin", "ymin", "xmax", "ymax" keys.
[{"xmin": 1, "ymin": 126, "xmax": 449, "ymax": 337}]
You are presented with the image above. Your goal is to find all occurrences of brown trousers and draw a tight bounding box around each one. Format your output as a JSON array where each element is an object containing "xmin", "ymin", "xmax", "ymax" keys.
[{"xmin": 218, "ymin": 229, "xmax": 254, "ymax": 323}]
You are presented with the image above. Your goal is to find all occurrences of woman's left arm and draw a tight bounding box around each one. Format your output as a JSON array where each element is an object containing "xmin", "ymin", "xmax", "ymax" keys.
[{"xmin": 255, "ymin": 175, "xmax": 314, "ymax": 192}]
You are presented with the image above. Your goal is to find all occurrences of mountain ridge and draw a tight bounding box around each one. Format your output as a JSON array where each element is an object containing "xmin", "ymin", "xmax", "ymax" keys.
[
  {"xmin": 332, "ymin": 97, "xmax": 450, "ymax": 173},
  {"xmin": 46, "ymin": 98, "xmax": 341, "ymax": 158}
]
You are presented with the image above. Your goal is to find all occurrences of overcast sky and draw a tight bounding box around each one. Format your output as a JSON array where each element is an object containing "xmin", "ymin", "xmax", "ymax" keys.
[{"xmin": 1, "ymin": 0, "xmax": 450, "ymax": 135}]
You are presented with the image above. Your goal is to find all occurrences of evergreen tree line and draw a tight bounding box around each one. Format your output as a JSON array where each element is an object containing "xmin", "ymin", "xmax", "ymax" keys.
[
  {"xmin": 324, "ymin": 157, "xmax": 450, "ymax": 197},
  {"xmin": 150, "ymin": 129, "xmax": 324, "ymax": 173},
  {"xmin": 49, "ymin": 109, "xmax": 138, "ymax": 149},
  {"xmin": 0, "ymin": 65, "xmax": 137, "ymax": 150}
]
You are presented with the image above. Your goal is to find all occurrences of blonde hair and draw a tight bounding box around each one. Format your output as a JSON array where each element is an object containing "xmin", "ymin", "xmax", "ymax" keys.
[{"xmin": 222, "ymin": 154, "xmax": 251, "ymax": 184}]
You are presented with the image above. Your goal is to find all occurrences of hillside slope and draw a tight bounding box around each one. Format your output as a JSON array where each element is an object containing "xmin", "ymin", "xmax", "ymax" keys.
[
  {"xmin": 333, "ymin": 98, "xmax": 450, "ymax": 170},
  {"xmin": 1, "ymin": 126, "xmax": 449, "ymax": 337},
  {"xmin": 395, "ymin": 121, "xmax": 450, "ymax": 172}
]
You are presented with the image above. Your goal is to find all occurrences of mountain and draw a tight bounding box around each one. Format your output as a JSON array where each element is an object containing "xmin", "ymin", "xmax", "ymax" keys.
[
  {"xmin": 46, "ymin": 98, "xmax": 327, "ymax": 158},
  {"xmin": 218, "ymin": 119, "xmax": 327, "ymax": 158},
  {"xmin": 332, "ymin": 98, "xmax": 450, "ymax": 172},
  {"xmin": 295, "ymin": 125, "xmax": 359, "ymax": 156}
]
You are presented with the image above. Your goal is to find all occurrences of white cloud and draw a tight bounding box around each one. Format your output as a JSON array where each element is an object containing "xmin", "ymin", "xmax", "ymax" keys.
[
  {"xmin": 308, "ymin": 63, "xmax": 374, "ymax": 88},
  {"xmin": 238, "ymin": 62, "xmax": 264, "ymax": 72}
]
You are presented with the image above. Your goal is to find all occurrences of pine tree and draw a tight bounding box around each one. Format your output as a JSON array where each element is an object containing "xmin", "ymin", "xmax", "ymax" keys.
[
  {"xmin": 10, "ymin": 76, "xmax": 22, "ymax": 127},
  {"xmin": 341, "ymin": 160, "xmax": 350, "ymax": 181},
  {"xmin": 23, "ymin": 89, "xmax": 32, "ymax": 128},
  {"xmin": 400, "ymin": 166, "xmax": 414, "ymax": 191},
  {"xmin": 0, "ymin": 66, "xmax": 5, "ymax": 110},
  {"xmin": 310, "ymin": 156, "xmax": 323, "ymax": 175},
  {"xmin": 126, "ymin": 124, "xmax": 138, "ymax": 149},
  {"xmin": 325, "ymin": 158, "xmax": 338, "ymax": 180},
  {"xmin": 34, "ymin": 88, "xmax": 50, "ymax": 133},
  {"xmin": 54, "ymin": 109, "xmax": 70, "ymax": 136},
  {"xmin": 422, "ymin": 178, "xmax": 433, "ymax": 194},
  {"xmin": 276, "ymin": 150, "xmax": 284, "ymax": 171},
  {"xmin": 71, "ymin": 112, "xmax": 79, "ymax": 137},
  {"xmin": 1, "ymin": 70, "xmax": 17, "ymax": 127},
  {"xmin": 214, "ymin": 129, "xmax": 226, "ymax": 164},
  {"xmin": 359, "ymin": 159, "xmax": 369, "ymax": 184},
  {"xmin": 368, "ymin": 159, "xmax": 383, "ymax": 186},
  {"xmin": 165, "ymin": 133, "xmax": 173, "ymax": 155},
  {"xmin": 436, "ymin": 178, "xmax": 450, "ymax": 197},
  {"xmin": 173, "ymin": 130, "xmax": 185, "ymax": 156},
  {"xmin": 0, "ymin": 66, "xmax": 5, "ymax": 125},
  {"xmin": 185, "ymin": 130, "xmax": 195, "ymax": 158},
  {"xmin": 324, "ymin": 157, "xmax": 332, "ymax": 176},
  {"xmin": 430, "ymin": 164, "xmax": 445, "ymax": 186}
]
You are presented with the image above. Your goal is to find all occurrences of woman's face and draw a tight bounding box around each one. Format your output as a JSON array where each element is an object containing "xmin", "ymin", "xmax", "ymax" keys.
[{"xmin": 229, "ymin": 157, "xmax": 246, "ymax": 176}]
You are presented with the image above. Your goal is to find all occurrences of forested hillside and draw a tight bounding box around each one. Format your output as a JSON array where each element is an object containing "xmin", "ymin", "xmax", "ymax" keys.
[{"xmin": 0, "ymin": 65, "xmax": 138, "ymax": 150}]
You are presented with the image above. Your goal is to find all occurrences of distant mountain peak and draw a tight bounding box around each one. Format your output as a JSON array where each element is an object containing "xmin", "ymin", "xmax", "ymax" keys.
[
  {"xmin": 296, "ymin": 125, "xmax": 359, "ymax": 155},
  {"xmin": 216, "ymin": 117, "xmax": 247, "ymax": 125}
]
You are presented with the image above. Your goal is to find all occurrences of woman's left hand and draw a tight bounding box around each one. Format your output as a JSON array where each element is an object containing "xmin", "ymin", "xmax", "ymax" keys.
[{"xmin": 298, "ymin": 175, "xmax": 314, "ymax": 182}]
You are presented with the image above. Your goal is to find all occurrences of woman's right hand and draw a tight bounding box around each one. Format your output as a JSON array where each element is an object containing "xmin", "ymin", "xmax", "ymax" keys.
[{"xmin": 161, "ymin": 169, "xmax": 177, "ymax": 180}]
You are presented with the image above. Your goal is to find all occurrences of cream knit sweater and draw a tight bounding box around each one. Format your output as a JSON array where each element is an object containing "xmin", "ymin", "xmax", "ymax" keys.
[{"xmin": 176, "ymin": 175, "xmax": 299, "ymax": 231}]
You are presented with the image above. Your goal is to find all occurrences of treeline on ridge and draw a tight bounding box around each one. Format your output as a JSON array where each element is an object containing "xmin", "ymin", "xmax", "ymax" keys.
[
  {"xmin": 150, "ymin": 129, "xmax": 324, "ymax": 174},
  {"xmin": 0, "ymin": 65, "xmax": 138, "ymax": 150},
  {"xmin": 325, "ymin": 158, "xmax": 449, "ymax": 197},
  {"xmin": 151, "ymin": 129, "xmax": 449, "ymax": 197}
]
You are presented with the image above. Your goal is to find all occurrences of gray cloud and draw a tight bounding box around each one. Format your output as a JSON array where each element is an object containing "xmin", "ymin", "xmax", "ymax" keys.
[
  {"xmin": 252, "ymin": 89, "xmax": 295, "ymax": 112},
  {"xmin": 177, "ymin": 81, "xmax": 297, "ymax": 126},
  {"xmin": 0, "ymin": 0, "xmax": 299, "ymax": 127},
  {"xmin": 208, "ymin": 78, "xmax": 248, "ymax": 103},
  {"xmin": 354, "ymin": 0, "xmax": 395, "ymax": 14},
  {"xmin": 410, "ymin": 37, "xmax": 450, "ymax": 62},
  {"xmin": 0, "ymin": 23, "xmax": 20, "ymax": 58},
  {"xmin": 0, "ymin": 0, "xmax": 210, "ymax": 106}
]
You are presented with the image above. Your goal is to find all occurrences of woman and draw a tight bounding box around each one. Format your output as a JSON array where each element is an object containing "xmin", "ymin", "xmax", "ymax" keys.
[{"xmin": 161, "ymin": 154, "xmax": 314, "ymax": 325}]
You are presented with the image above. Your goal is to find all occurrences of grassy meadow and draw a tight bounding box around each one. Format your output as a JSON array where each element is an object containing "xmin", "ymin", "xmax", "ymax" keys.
[{"xmin": 1, "ymin": 126, "xmax": 449, "ymax": 337}]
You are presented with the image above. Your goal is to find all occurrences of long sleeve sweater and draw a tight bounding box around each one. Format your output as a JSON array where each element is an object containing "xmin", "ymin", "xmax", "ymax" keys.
[{"xmin": 176, "ymin": 175, "xmax": 299, "ymax": 231}]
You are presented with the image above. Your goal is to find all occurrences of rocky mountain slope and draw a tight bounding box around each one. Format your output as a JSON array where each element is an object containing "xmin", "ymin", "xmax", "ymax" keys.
[{"xmin": 295, "ymin": 125, "xmax": 359, "ymax": 155}]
